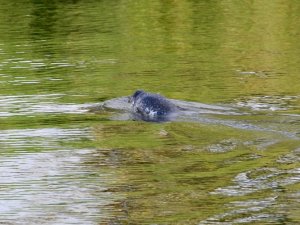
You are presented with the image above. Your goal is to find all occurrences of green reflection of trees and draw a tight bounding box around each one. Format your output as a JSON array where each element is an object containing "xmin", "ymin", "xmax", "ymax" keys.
[
  {"xmin": 115, "ymin": 0, "xmax": 226, "ymax": 101},
  {"xmin": 1, "ymin": 0, "xmax": 299, "ymax": 101},
  {"xmin": 219, "ymin": 0, "xmax": 300, "ymax": 97},
  {"xmin": 109, "ymin": 0, "xmax": 300, "ymax": 102},
  {"xmin": 91, "ymin": 121, "xmax": 300, "ymax": 224}
]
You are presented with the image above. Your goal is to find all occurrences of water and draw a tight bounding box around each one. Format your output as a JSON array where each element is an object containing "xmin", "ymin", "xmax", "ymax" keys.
[{"xmin": 0, "ymin": 1, "xmax": 300, "ymax": 224}]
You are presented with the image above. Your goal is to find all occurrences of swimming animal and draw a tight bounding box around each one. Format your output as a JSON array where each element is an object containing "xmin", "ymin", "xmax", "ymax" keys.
[{"xmin": 129, "ymin": 90, "xmax": 178, "ymax": 122}]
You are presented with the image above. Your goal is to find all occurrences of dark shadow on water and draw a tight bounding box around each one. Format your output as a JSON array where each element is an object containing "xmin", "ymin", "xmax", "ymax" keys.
[{"xmin": 30, "ymin": 1, "xmax": 58, "ymax": 40}]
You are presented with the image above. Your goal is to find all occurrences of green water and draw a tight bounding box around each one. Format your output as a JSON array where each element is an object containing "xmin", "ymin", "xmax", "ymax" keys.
[{"xmin": 0, "ymin": 1, "xmax": 299, "ymax": 224}]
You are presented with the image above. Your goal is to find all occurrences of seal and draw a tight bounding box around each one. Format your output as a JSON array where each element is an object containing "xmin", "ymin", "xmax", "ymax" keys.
[{"xmin": 129, "ymin": 90, "xmax": 178, "ymax": 122}]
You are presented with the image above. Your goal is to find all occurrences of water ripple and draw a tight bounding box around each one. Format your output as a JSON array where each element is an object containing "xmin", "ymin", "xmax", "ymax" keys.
[
  {"xmin": 0, "ymin": 127, "xmax": 90, "ymax": 150},
  {"xmin": 211, "ymin": 167, "xmax": 300, "ymax": 197},
  {"xmin": 0, "ymin": 148, "xmax": 121, "ymax": 224},
  {"xmin": 199, "ymin": 196, "xmax": 279, "ymax": 224},
  {"xmin": 0, "ymin": 94, "xmax": 91, "ymax": 117}
]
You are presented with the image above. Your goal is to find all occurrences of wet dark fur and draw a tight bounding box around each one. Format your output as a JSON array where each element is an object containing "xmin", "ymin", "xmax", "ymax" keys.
[{"xmin": 129, "ymin": 90, "xmax": 178, "ymax": 122}]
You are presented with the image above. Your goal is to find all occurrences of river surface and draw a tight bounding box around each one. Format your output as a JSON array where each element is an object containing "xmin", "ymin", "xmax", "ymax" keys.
[{"xmin": 0, "ymin": 1, "xmax": 300, "ymax": 224}]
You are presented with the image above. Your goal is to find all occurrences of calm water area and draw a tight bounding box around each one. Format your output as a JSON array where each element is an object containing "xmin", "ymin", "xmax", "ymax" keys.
[{"xmin": 0, "ymin": 1, "xmax": 300, "ymax": 224}]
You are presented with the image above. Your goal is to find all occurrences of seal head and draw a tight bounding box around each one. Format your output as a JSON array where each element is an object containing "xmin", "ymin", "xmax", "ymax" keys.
[{"xmin": 129, "ymin": 90, "xmax": 177, "ymax": 122}]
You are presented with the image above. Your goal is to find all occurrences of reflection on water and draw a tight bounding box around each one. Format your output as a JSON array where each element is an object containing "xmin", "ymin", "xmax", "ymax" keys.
[
  {"xmin": 0, "ymin": 94, "xmax": 90, "ymax": 117},
  {"xmin": 0, "ymin": 128, "xmax": 89, "ymax": 150},
  {"xmin": 0, "ymin": 0, "xmax": 299, "ymax": 224},
  {"xmin": 0, "ymin": 148, "xmax": 124, "ymax": 224},
  {"xmin": 199, "ymin": 196, "xmax": 280, "ymax": 224},
  {"xmin": 236, "ymin": 95, "xmax": 300, "ymax": 112},
  {"xmin": 0, "ymin": 127, "xmax": 127, "ymax": 224},
  {"xmin": 212, "ymin": 167, "xmax": 300, "ymax": 196}
]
